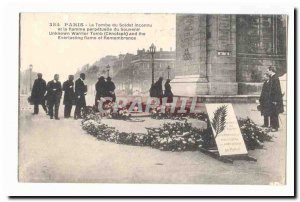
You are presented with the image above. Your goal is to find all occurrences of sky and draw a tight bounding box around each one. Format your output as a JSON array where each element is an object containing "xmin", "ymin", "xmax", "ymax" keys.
[{"xmin": 20, "ymin": 13, "xmax": 175, "ymax": 81}]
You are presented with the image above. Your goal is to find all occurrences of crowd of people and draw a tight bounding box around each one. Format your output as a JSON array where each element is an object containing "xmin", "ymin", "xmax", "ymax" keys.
[
  {"xmin": 30, "ymin": 73, "xmax": 174, "ymax": 120},
  {"xmin": 149, "ymin": 77, "xmax": 174, "ymax": 103},
  {"xmin": 30, "ymin": 73, "xmax": 117, "ymax": 120},
  {"xmin": 29, "ymin": 66, "xmax": 283, "ymax": 132}
]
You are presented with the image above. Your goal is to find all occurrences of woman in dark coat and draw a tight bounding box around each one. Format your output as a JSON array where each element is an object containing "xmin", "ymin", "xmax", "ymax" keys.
[
  {"xmin": 259, "ymin": 73, "xmax": 271, "ymax": 127},
  {"xmin": 95, "ymin": 76, "xmax": 106, "ymax": 107},
  {"xmin": 105, "ymin": 77, "xmax": 116, "ymax": 102},
  {"xmin": 149, "ymin": 77, "xmax": 163, "ymax": 105},
  {"xmin": 164, "ymin": 79, "xmax": 173, "ymax": 103},
  {"xmin": 150, "ymin": 77, "xmax": 163, "ymax": 98}
]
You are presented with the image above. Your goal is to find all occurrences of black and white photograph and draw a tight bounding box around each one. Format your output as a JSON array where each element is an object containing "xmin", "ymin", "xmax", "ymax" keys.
[
  {"xmin": 0, "ymin": 0, "xmax": 296, "ymax": 197},
  {"xmin": 19, "ymin": 12, "xmax": 288, "ymax": 184}
]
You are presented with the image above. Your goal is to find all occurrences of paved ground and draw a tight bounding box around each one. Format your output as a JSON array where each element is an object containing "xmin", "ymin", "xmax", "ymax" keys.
[{"xmin": 18, "ymin": 94, "xmax": 286, "ymax": 184}]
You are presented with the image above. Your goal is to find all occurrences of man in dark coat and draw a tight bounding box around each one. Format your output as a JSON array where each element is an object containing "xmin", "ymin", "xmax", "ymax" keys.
[
  {"xmin": 46, "ymin": 74, "xmax": 62, "ymax": 120},
  {"xmin": 104, "ymin": 77, "xmax": 116, "ymax": 102},
  {"xmin": 266, "ymin": 66, "xmax": 284, "ymax": 131},
  {"xmin": 259, "ymin": 73, "xmax": 271, "ymax": 127},
  {"xmin": 63, "ymin": 75, "xmax": 75, "ymax": 118},
  {"xmin": 31, "ymin": 73, "xmax": 47, "ymax": 115},
  {"xmin": 164, "ymin": 79, "xmax": 173, "ymax": 103},
  {"xmin": 74, "ymin": 73, "xmax": 87, "ymax": 119},
  {"xmin": 150, "ymin": 77, "xmax": 163, "ymax": 105},
  {"xmin": 95, "ymin": 76, "xmax": 106, "ymax": 107}
]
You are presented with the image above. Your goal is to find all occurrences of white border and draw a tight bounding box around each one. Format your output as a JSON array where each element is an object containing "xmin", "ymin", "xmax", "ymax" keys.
[{"xmin": 0, "ymin": 0, "xmax": 295, "ymax": 197}]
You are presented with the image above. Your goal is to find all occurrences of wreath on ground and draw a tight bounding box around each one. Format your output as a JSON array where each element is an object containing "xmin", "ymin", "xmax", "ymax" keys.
[{"xmin": 81, "ymin": 107, "xmax": 273, "ymax": 152}]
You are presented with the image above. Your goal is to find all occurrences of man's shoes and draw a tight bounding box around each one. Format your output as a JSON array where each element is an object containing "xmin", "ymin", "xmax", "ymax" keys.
[
  {"xmin": 32, "ymin": 113, "xmax": 38, "ymax": 115},
  {"xmin": 55, "ymin": 117, "xmax": 60, "ymax": 120},
  {"xmin": 50, "ymin": 116, "xmax": 53, "ymax": 119}
]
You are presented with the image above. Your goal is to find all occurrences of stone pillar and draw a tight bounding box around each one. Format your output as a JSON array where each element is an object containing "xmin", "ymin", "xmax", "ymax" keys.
[
  {"xmin": 172, "ymin": 14, "xmax": 238, "ymax": 96},
  {"xmin": 206, "ymin": 15, "xmax": 238, "ymax": 95},
  {"xmin": 171, "ymin": 14, "xmax": 209, "ymax": 96}
]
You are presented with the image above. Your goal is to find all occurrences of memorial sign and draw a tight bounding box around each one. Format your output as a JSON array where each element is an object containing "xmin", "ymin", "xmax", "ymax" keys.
[{"xmin": 205, "ymin": 103, "xmax": 248, "ymax": 156}]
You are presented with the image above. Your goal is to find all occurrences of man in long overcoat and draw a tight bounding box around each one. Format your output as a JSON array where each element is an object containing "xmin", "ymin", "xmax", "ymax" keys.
[
  {"xmin": 63, "ymin": 75, "xmax": 75, "ymax": 118},
  {"xmin": 46, "ymin": 74, "xmax": 62, "ymax": 120},
  {"xmin": 104, "ymin": 77, "xmax": 116, "ymax": 102},
  {"xmin": 31, "ymin": 73, "xmax": 47, "ymax": 114},
  {"xmin": 266, "ymin": 66, "xmax": 284, "ymax": 131},
  {"xmin": 74, "ymin": 73, "xmax": 87, "ymax": 119},
  {"xmin": 259, "ymin": 73, "xmax": 271, "ymax": 127},
  {"xmin": 150, "ymin": 77, "xmax": 163, "ymax": 105},
  {"xmin": 164, "ymin": 79, "xmax": 173, "ymax": 103},
  {"xmin": 95, "ymin": 76, "xmax": 106, "ymax": 107}
]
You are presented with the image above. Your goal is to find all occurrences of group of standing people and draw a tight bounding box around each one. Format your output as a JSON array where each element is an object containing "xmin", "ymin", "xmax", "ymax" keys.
[
  {"xmin": 31, "ymin": 73, "xmax": 117, "ymax": 119},
  {"xmin": 31, "ymin": 73, "xmax": 87, "ymax": 120},
  {"xmin": 259, "ymin": 66, "xmax": 284, "ymax": 132},
  {"xmin": 94, "ymin": 76, "xmax": 116, "ymax": 107},
  {"xmin": 150, "ymin": 77, "xmax": 174, "ymax": 103},
  {"xmin": 31, "ymin": 66, "xmax": 283, "ymax": 131},
  {"xmin": 31, "ymin": 73, "xmax": 172, "ymax": 118}
]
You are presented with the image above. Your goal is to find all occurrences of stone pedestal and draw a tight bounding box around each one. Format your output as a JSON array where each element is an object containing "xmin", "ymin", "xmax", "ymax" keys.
[{"xmin": 170, "ymin": 75, "xmax": 208, "ymax": 96}]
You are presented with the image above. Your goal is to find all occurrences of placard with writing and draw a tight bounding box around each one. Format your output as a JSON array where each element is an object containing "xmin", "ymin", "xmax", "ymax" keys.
[{"xmin": 206, "ymin": 103, "xmax": 248, "ymax": 156}]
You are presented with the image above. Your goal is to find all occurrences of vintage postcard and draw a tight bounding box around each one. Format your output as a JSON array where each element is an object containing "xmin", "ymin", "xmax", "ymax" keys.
[{"xmin": 19, "ymin": 13, "xmax": 288, "ymax": 185}]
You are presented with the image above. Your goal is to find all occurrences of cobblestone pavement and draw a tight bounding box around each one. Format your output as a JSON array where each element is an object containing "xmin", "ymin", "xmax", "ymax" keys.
[{"xmin": 18, "ymin": 94, "xmax": 286, "ymax": 184}]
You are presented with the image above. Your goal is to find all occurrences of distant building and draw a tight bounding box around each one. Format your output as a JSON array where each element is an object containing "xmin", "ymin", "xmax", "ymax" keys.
[
  {"xmin": 124, "ymin": 48, "xmax": 175, "ymax": 94},
  {"xmin": 113, "ymin": 53, "xmax": 135, "ymax": 73},
  {"xmin": 92, "ymin": 55, "xmax": 118, "ymax": 78},
  {"xmin": 112, "ymin": 53, "xmax": 135, "ymax": 95},
  {"xmin": 75, "ymin": 56, "xmax": 118, "ymax": 94},
  {"xmin": 74, "ymin": 48, "xmax": 175, "ymax": 96}
]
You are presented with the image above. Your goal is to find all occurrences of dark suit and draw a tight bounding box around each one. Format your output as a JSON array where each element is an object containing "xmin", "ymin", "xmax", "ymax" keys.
[
  {"xmin": 164, "ymin": 82, "xmax": 173, "ymax": 103},
  {"xmin": 259, "ymin": 80, "xmax": 271, "ymax": 126},
  {"xmin": 63, "ymin": 80, "xmax": 75, "ymax": 118},
  {"xmin": 31, "ymin": 78, "xmax": 47, "ymax": 114},
  {"xmin": 46, "ymin": 80, "xmax": 62, "ymax": 119},
  {"xmin": 269, "ymin": 74, "xmax": 284, "ymax": 129},
  {"xmin": 74, "ymin": 78, "xmax": 87, "ymax": 118},
  {"xmin": 150, "ymin": 81, "xmax": 163, "ymax": 98},
  {"xmin": 104, "ymin": 80, "xmax": 116, "ymax": 102},
  {"xmin": 95, "ymin": 78, "xmax": 106, "ymax": 106}
]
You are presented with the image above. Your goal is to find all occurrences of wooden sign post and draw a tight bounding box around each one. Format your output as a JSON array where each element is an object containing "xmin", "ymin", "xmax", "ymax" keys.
[{"xmin": 201, "ymin": 103, "xmax": 257, "ymax": 163}]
